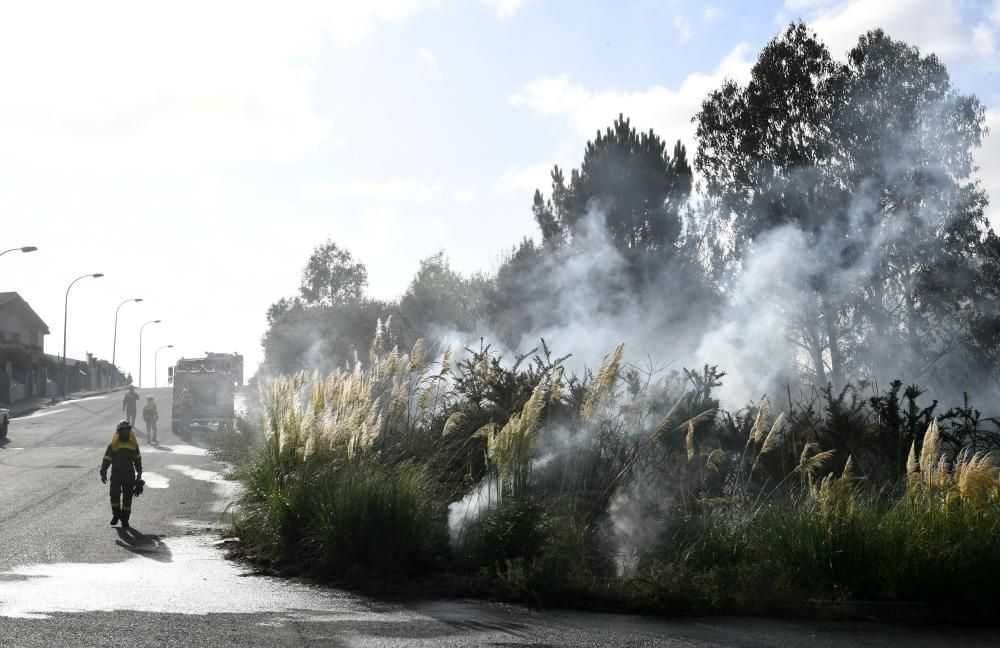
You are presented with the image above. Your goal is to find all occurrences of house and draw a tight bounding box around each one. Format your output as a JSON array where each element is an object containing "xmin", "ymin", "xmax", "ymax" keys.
[
  {"xmin": 0, "ymin": 292, "xmax": 49, "ymax": 349},
  {"xmin": 0, "ymin": 292, "xmax": 50, "ymax": 403}
]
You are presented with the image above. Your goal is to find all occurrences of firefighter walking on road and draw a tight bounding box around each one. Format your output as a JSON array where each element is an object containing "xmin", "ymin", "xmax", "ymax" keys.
[
  {"xmin": 122, "ymin": 386, "xmax": 139, "ymax": 428},
  {"xmin": 99, "ymin": 420, "xmax": 142, "ymax": 528},
  {"xmin": 143, "ymin": 396, "xmax": 159, "ymax": 443}
]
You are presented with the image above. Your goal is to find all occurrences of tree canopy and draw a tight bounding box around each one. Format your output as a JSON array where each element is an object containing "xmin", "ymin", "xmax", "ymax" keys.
[
  {"xmin": 695, "ymin": 23, "xmax": 995, "ymax": 391},
  {"xmin": 299, "ymin": 239, "xmax": 369, "ymax": 307},
  {"xmin": 534, "ymin": 114, "xmax": 693, "ymax": 255}
]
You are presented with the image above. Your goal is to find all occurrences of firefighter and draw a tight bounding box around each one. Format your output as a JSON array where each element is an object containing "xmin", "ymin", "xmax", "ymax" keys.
[
  {"xmin": 99, "ymin": 420, "xmax": 142, "ymax": 528},
  {"xmin": 143, "ymin": 396, "xmax": 159, "ymax": 443},
  {"xmin": 122, "ymin": 386, "xmax": 139, "ymax": 427}
]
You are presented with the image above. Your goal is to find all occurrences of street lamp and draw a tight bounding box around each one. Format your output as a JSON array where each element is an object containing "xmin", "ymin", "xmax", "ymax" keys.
[
  {"xmin": 112, "ymin": 298, "xmax": 143, "ymax": 388},
  {"xmin": 0, "ymin": 246, "xmax": 38, "ymax": 257},
  {"xmin": 61, "ymin": 272, "xmax": 104, "ymax": 397},
  {"xmin": 154, "ymin": 344, "xmax": 174, "ymax": 388},
  {"xmin": 138, "ymin": 319, "xmax": 162, "ymax": 388}
]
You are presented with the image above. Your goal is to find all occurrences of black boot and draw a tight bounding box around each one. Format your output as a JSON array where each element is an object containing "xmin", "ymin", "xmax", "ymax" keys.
[
  {"xmin": 110, "ymin": 512, "xmax": 120, "ymax": 526},
  {"xmin": 121, "ymin": 513, "xmax": 130, "ymax": 529}
]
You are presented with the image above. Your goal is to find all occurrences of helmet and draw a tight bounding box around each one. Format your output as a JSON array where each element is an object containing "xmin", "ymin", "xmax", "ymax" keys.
[{"xmin": 116, "ymin": 420, "xmax": 131, "ymax": 433}]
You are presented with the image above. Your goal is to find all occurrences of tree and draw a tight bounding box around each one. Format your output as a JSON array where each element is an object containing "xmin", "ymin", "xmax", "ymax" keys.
[
  {"xmin": 262, "ymin": 298, "xmax": 389, "ymax": 375},
  {"xmin": 261, "ymin": 240, "xmax": 380, "ymax": 374},
  {"xmin": 265, "ymin": 296, "xmax": 303, "ymax": 326},
  {"xmin": 299, "ymin": 239, "xmax": 368, "ymax": 307},
  {"xmin": 695, "ymin": 23, "xmax": 995, "ymax": 393},
  {"xmin": 832, "ymin": 30, "xmax": 992, "ymax": 389},
  {"xmin": 696, "ymin": 22, "xmax": 846, "ymax": 387},
  {"xmin": 397, "ymin": 252, "xmax": 490, "ymax": 342},
  {"xmin": 535, "ymin": 114, "xmax": 693, "ymax": 255}
]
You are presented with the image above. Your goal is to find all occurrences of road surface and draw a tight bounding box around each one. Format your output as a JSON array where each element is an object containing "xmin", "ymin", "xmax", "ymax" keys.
[{"xmin": 0, "ymin": 388, "xmax": 996, "ymax": 647}]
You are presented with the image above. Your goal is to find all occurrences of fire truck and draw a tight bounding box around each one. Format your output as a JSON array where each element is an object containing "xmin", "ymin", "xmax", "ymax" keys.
[{"xmin": 168, "ymin": 352, "xmax": 243, "ymax": 431}]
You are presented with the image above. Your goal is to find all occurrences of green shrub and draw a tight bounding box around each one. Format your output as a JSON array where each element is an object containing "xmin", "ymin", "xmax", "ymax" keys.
[{"xmin": 304, "ymin": 460, "xmax": 446, "ymax": 575}]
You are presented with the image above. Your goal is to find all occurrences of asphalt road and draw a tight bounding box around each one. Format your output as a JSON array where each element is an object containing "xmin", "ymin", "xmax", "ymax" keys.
[{"xmin": 0, "ymin": 388, "xmax": 997, "ymax": 647}]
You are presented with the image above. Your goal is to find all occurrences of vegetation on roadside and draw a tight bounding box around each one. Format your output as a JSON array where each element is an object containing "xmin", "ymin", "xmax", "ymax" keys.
[
  {"xmin": 231, "ymin": 20, "xmax": 1000, "ymax": 622},
  {"xmin": 228, "ymin": 336, "xmax": 1000, "ymax": 619}
]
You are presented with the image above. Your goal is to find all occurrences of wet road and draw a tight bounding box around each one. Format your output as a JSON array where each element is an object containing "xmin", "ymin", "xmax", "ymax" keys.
[{"xmin": 0, "ymin": 389, "xmax": 997, "ymax": 647}]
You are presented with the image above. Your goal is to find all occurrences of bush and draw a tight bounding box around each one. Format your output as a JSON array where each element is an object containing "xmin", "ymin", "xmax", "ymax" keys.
[
  {"xmin": 304, "ymin": 460, "xmax": 446, "ymax": 575},
  {"xmin": 655, "ymin": 429, "xmax": 1000, "ymax": 615},
  {"xmin": 209, "ymin": 414, "xmax": 258, "ymax": 465}
]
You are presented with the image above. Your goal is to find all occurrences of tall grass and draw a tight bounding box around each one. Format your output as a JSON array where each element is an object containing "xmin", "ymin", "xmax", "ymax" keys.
[
  {"xmin": 230, "ymin": 337, "xmax": 1000, "ymax": 617},
  {"xmin": 232, "ymin": 346, "xmax": 451, "ymax": 576},
  {"xmin": 655, "ymin": 418, "xmax": 1000, "ymax": 615}
]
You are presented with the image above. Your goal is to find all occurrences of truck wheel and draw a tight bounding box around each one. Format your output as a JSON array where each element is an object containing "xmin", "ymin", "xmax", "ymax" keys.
[{"xmin": 1, "ymin": 417, "xmax": 7, "ymax": 440}]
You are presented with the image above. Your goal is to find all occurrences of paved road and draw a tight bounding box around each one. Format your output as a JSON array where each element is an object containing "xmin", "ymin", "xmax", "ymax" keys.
[{"xmin": 0, "ymin": 388, "xmax": 996, "ymax": 647}]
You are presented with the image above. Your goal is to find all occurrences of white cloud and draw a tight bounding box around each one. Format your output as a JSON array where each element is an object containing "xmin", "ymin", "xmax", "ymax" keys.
[
  {"xmin": 483, "ymin": 0, "xmax": 526, "ymax": 19},
  {"xmin": 0, "ymin": 1, "xmax": 441, "ymax": 167},
  {"xmin": 496, "ymin": 163, "xmax": 553, "ymax": 194},
  {"xmin": 508, "ymin": 45, "xmax": 753, "ymax": 153},
  {"xmin": 418, "ymin": 47, "xmax": 440, "ymax": 75},
  {"xmin": 787, "ymin": 0, "xmax": 974, "ymax": 64},
  {"xmin": 974, "ymin": 25, "xmax": 997, "ymax": 60},
  {"xmin": 323, "ymin": 0, "xmax": 444, "ymax": 45},
  {"xmin": 453, "ymin": 188, "xmax": 477, "ymax": 203},
  {"xmin": 991, "ymin": 0, "xmax": 1000, "ymax": 25},
  {"xmin": 980, "ymin": 109, "xmax": 1000, "ymax": 228},
  {"xmin": 304, "ymin": 178, "xmax": 441, "ymax": 204},
  {"xmin": 703, "ymin": 7, "xmax": 724, "ymax": 22},
  {"xmin": 674, "ymin": 15, "xmax": 694, "ymax": 42},
  {"xmin": 783, "ymin": 0, "xmax": 837, "ymax": 9}
]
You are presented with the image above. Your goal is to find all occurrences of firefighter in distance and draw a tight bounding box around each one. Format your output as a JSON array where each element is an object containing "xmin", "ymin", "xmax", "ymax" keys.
[{"xmin": 143, "ymin": 396, "xmax": 159, "ymax": 443}]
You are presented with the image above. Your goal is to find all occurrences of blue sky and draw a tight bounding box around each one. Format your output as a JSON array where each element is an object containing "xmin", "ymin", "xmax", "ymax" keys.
[{"xmin": 0, "ymin": 0, "xmax": 997, "ymax": 382}]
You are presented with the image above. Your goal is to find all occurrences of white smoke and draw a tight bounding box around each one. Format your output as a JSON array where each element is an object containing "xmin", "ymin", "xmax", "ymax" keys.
[{"xmin": 446, "ymin": 477, "xmax": 498, "ymax": 551}]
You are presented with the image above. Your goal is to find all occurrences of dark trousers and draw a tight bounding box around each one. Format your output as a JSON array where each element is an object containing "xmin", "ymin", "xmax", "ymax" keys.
[
  {"xmin": 125, "ymin": 409, "xmax": 137, "ymax": 427},
  {"xmin": 110, "ymin": 474, "xmax": 135, "ymax": 519}
]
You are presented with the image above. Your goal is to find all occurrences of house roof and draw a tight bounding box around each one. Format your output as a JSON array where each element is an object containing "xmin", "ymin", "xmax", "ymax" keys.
[{"xmin": 0, "ymin": 292, "xmax": 51, "ymax": 334}]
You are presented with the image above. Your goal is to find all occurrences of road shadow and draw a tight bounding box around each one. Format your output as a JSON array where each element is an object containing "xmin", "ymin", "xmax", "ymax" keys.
[
  {"xmin": 115, "ymin": 526, "xmax": 173, "ymax": 563},
  {"xmin": 142, "ymin": 432, "xmax": 172, "ymax": 449},
  {"xmin": 0, "ymin": 437, "xmax": 9, "ymax": 449}
]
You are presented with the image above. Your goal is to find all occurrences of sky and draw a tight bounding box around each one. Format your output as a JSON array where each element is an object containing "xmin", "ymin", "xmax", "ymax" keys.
[{"xmin": 0, "ymin": 0, "xmax": 998, "ymax": 387}]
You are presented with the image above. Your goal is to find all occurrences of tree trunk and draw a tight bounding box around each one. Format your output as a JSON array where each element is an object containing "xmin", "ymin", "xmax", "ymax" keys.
[{"xmin": 822, "ymin": 294, "xmax": 844, "ymax": 390}]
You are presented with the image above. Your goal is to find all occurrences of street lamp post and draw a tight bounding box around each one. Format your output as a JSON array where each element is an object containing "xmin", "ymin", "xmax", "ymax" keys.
[
  {"xmin": 112, "ymin": 298, "xmax": 143, "ymax": 388},
  {"xmin": 61, "ymin": 272, "xmax": 104, "ymax": 397},
  {"xmin": 154, "ymin": 344, "xmax": 174, "ymax": 388},
  {"xmin": 138, "ymin": 319, "xmax": 162, "ymax": 388},
  {"xmin": 0, "ymin": 246, "xmax": 38, "ymax": 257}
]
